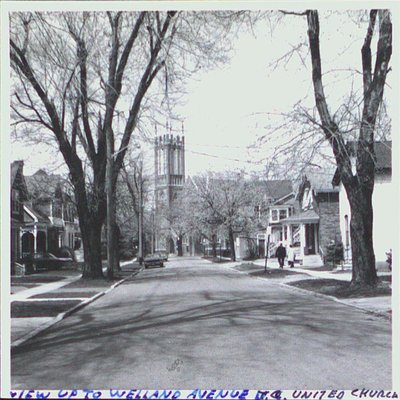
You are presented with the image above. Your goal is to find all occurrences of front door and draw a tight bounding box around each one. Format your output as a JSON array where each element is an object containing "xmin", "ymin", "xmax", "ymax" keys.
[{"xmin": 305, "ymin": 224, "xmax": 316, "ymax": 255}]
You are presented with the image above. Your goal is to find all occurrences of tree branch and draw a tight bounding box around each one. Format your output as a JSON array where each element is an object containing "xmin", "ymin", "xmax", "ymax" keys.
[
  {"xmin": 113, "ymin": 11, "xmax": 177, "ymax": 182},
  {"xmin": 361, "ymin": 10, "xmax": 377, "ymax": 100},
  {"xmin": 305, "ymin": 10, "xmax": 353, "ymax": 185}
]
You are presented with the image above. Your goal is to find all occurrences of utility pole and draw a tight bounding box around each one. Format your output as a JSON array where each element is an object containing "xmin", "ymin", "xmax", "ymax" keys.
[
  {"xmin": 106, "ymin": 128, "xmax": 116, "ymax": 280},
  {"xmin": 138, "ymin": 159, "xmax": 144, "ymax": 265},
  {"xmin": 151, "ymin": 208, "xmax": 155, "ymax": 253}
]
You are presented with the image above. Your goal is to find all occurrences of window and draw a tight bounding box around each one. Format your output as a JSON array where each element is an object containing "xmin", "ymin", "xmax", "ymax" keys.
[
  {"xmin": 271, "ymin": 208, "xmax": 289, "ymax": 222},
  {"xmin": 279, "ymin": 209, "xmax": 287, "ymax": 220}
]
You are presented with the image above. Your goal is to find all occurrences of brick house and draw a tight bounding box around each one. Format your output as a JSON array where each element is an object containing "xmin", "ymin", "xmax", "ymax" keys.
[{"xmin": 279, "ymin": 167, "xmax": 341, "ymax": 264}]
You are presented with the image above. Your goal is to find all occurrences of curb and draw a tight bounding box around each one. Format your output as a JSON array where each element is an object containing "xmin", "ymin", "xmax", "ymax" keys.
[
  {"xmin": 11, "ymin": 267, "xmax": 144, "ymax": 349},
  {"xmin": 276, "ymin": 281, "xmax": 392, "ymax": 321},
  {"xmin": 226, "ymin": 264, "xmax": 392, "ymax": 321}
]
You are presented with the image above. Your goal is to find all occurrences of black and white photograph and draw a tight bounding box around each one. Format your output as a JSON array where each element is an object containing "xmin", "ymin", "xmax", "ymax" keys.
[{"xmin": 1, "ymin": 1, "xmax": 399, "ymax": 397}]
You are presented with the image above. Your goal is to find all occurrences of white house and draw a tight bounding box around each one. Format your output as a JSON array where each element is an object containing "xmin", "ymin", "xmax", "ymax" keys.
[{"xmin": 332, "ymin": 141, "xmax": 393, "ymax": 263}]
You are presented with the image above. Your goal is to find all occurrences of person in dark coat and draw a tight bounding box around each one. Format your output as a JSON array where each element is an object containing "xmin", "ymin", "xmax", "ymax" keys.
[{"xmin": 275, "ymin": 243, "xmax": 286, "ymax": 268}]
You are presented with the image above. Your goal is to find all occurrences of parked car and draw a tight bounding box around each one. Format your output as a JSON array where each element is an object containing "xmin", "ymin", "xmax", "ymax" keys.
[
  {"xmin": 144, "ymin": 253, "xmax": 165, "ymax": 268},
  {"xmin": 21, "ymin": 252, "xmax": 74, "ymax": 272}
]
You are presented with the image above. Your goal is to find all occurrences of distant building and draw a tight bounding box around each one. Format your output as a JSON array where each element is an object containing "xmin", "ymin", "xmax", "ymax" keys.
[
  {"xmin": 332, "ymin": 141, "xmax": 393, "ymax": 263},
  {"xmin": 154, "ymin": 132, "xmax": 186, "ymax": 254}
]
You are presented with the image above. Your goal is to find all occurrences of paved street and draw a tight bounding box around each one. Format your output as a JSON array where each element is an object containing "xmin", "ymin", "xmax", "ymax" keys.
[{"xmin": 12, "ymin": 257, "xmax": 391, "ymax": 389}]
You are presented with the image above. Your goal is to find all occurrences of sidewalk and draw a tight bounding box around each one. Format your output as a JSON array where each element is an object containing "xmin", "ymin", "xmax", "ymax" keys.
[
  {"xmin": 227, "ymin": 257, "xmax": 392, "ymax": 318},
  {"xmin": 11, "ymin": 259, "xmax": 142, "ymax": 348}
]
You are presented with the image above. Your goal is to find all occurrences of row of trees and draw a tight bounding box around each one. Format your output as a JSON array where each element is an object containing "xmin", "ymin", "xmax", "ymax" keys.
[
  {"xmin": 10, "ymin": 11, "xmax": 237, "ymax": 278},
  {"xmin": 166, "ymin": 172, "xmax": 264, "ymax": 262},
  {"xmin": 11, "ymin": 10, "xmax": 392, "ymax": 286}
]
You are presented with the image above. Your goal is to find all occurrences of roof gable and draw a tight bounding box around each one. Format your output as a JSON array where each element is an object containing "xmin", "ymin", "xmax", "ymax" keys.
[{"xmin": 264, "ymin": 180, "xmax": 293, "ymax": 200}]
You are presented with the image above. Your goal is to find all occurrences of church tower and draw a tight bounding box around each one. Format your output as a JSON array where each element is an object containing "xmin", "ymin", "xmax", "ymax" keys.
[{"xmin": 154, "ymin": 127, "xmax": 185, "ymax": 253}]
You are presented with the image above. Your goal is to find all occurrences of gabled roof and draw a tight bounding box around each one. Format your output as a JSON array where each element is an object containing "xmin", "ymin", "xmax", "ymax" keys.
[
  {"xmin": 307, "ymin": 166, "xmax": 338, "ymax": 192},
  {"xmin": 264, "ymin": 180, "xmax": 293, "ymax": 200},
  {"xmin": 297, "ymin": 166, "xmax": 338, "ymax": 198},
  {"xmin": 250, "ymin": 179, "xmax": 293, "ymax": 201},
  {"xmin": 24, "ymin": 204, "xmax": 50, "ymax": 223}
]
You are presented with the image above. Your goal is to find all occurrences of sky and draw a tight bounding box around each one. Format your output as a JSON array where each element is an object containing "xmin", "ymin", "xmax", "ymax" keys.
[{"xmin": 7, "ymin": 8, "xmax": 395, "ymax": 180}]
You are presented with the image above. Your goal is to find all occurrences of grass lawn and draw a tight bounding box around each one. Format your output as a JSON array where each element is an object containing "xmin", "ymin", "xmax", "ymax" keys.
[
  {"xmin": 11, "ymin": 275, "xmax": 66, "ymax": 285},
  {"xmin": 11, "ymin": 300, "xmax": 82, "ymax": 318},
  {"xmin": 288, "ymin": 278, "xmax": 391, "ymax": 298},
  {"xmin": 63, "ymin": 278, "xmax": 116, "ymax": 289},
  {"xmin": 250, "ymin": 268, "xmax": 302, "ymax": 278},
  {"xmin": 234, "ymin": 262, "xmax": 302, "ymax": 278},
  {"xmin": 30, "ymin": 291, "xmax": 100, "ymax": 299}
]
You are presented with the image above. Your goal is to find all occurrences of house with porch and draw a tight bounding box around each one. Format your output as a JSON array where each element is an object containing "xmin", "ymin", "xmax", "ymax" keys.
[
  {"xmin": 24, "ymin": 169, "xmax": 79, "ymax": 253},
  {"xmin": 279, "ymin": 167, "xmax": 341, "ymax": 265},
  {"xmin": 235, "ymin": 180, "xmax": 294, "ymax": 260},
  {"xmin": 11, "ymin": 161, "xmax": 29, "ymax": 272},
  {"xmin": 10, "ymin": 164, "xmax": 80, "ymax": 273},
  {"xmin": 332, "ymin": 141, "xmax": 393, "ymax": 264}
]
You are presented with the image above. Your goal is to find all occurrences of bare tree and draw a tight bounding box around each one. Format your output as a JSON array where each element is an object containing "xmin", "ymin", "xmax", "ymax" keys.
[
  {"xmin": 10, "ymin": 11, "xmax": 236, "ymax": 278},
  {"xmin": 304, "ymin": 10, "xmax": 392, "ymax": 286},
  {"xmin": 253, "ymin": 10, "xmax": 392, "ymax": 286},
  {"xmin": 188, "ymin": 172, "xmax": 262, "ymax": 261}
]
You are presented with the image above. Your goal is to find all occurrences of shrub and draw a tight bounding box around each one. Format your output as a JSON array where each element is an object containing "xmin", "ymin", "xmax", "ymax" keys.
[{"xmin": 325, "ymin": 241, "xmax": 344, "ymax": 264}]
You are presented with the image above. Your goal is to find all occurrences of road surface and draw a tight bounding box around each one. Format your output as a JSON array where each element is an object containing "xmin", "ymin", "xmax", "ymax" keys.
[{"xmin": 12, "ymin": 257, "xmax": 392, "ymax": 389}]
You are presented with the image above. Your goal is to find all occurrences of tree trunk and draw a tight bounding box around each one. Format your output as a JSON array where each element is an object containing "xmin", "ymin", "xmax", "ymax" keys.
[
  {"xmin": 71, "ymin": 163, "xmax": 106, "ymax": 279},
  {"xmin": 305, "ymin": 10, "xmax": 391, "ymax": 287},
  {"xmin": 228, "ymin": 228, "xmax": 236, "ymax": 262},
  {"xmin": 211, "ymin": 234, "xmax": 217, "ymax": 258},
  {"xmin": 81, "ymin": 219, "xmax": 104, "ymax": 279},
  {"xmin": 347, "ymin": 186, "xmax": 377, "ymax": 286},
  {"xmin": 177, "ymin": 235, "xmax": 183, "ymax": 256}
]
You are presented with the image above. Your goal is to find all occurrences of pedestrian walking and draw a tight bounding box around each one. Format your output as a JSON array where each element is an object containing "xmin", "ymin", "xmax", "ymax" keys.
[
  {"xmin": 275, "ymin": 243, "xmax": 286, "ymax": 268},
  {"xmin": 288, "ymin": 244, "xmax": 295, "ymax": 268}
]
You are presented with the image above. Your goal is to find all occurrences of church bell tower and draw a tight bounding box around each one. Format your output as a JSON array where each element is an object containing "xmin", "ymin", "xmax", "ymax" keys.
[{"xmin": 154, "ymin": 124, "xmax": 185, "ymax": 253}]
